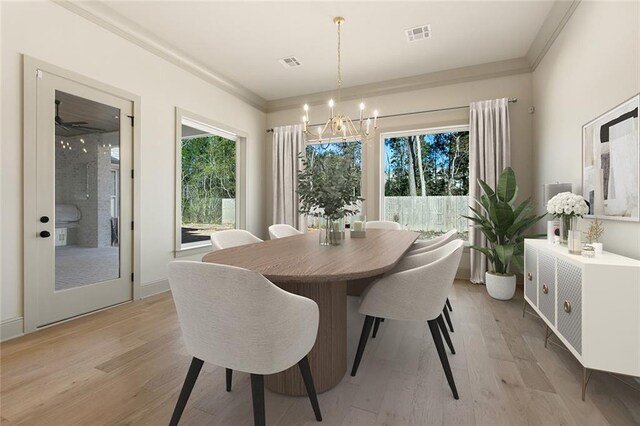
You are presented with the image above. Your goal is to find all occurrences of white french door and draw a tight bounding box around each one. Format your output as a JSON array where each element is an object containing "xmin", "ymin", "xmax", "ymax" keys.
[{"xmin": 30, "ymin": 70, "xmax": 133, "ymax": 328}]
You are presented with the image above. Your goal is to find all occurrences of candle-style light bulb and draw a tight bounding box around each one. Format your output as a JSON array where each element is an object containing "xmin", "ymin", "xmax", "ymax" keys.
[
  {"xmin": 366, "ymin": 118, "xmax": 371, "ymax": 134},
  {"xmin": 303, "ymin": 104, "xmax": 309, "ymax": 123},
  {"xmin": 328, "ymin": 99, "xmax": 335, "ymax": 120},
  {"xmin": 373, "ymin": 110, "xmax": 379, "ymax": 129},
  {"xmin": 359, "ymin": 102, "xmax": 365, "ymax": 122}
]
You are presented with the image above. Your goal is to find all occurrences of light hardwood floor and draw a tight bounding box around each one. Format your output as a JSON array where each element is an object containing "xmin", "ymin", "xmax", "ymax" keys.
[{"xmin": 1, "ymin": 281, "xmax": 639, "ymax": 425}]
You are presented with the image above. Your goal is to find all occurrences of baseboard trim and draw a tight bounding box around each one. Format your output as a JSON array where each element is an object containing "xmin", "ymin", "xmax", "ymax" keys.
[
  {"xmin": 1, "ymin": 317, "xmax": 25, "ymax": 342},
  {"xmin": 140, "ymin": 279, "xmax": 170, "ymax": 298}
]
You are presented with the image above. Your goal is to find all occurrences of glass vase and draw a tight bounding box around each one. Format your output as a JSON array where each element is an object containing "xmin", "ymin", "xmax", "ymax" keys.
[
  {"xmin": 319, "ymin": 217, "xmax": 342, "ymax": 246},
  {"xmin": 560, "ymin": 215, "xmax": 578, "ymax": 245}
]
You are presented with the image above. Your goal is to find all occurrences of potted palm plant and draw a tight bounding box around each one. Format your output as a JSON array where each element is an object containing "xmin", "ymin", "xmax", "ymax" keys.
[
  {"xmin": 463, "ymin": 167, "xmax": 545, "ymax": 300},
  {"xmin": 297, "ymin": 150, "xmax": 363, "ymax": 245}
]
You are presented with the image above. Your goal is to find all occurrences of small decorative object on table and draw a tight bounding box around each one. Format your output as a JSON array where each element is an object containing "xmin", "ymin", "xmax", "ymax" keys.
[
  {"xmin": 546, "ymin": 192, "xmax": 589, "ymax": 253},
  {"xmin": 581, "ymin": 244, "xmax": 596, "ymax": 258},
  {"xmin": 297, "ymin": 149, "xmax": 363, "ymax": 246},
  {"xmin": 350, "ymin": 215, "xmax": 366, "ymax": 238},
  {"xmin": 585, "ymin": 217, "xmax": 604, "ymax": 255}
]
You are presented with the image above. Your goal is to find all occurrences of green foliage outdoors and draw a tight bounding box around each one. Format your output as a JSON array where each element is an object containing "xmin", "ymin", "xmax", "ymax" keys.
[
  {"xmin": 298, "ymin": 142, "xmax": 363, "ymax": 219},
  {"xmin": 181, "ymin": 135, "xmax": 235, "ymax": 224},
  {"xmin": 385, "ymin": 132, "xmax": 469, "ymax": 197},
  {"xmin": 463, "ymin": 167, "xmax": 545, "ymax": 275}
]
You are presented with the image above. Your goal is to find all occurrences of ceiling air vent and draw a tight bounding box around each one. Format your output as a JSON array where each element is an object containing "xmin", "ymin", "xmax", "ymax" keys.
[
  {"xmin": 405, "ymin": 24, "xmax": 431, "ymax": 42},
  {"xmin": 278, "ymin": 56, "xmax": 302, "ymax": 68}
]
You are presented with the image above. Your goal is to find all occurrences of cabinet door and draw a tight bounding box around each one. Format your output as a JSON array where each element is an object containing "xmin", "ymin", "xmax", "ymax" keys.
[
  {"xmin": 524, "ymin": 245, "xmax": 538, "ymax": 306},
  {"xmin": 538, "ymin": 250, "xmax": 556, "ymax": 324},
  {"xmin": 557, "ymin": 259, "xmax": 582, "ymax": 354}
]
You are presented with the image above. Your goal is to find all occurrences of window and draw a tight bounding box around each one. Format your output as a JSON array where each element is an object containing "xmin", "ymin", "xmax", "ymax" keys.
[
  {"xmin": 382, "ymin": 126, "xmax": 470, "ymax": 239},
  {"xmin": 305, "ymin": 139, "xmax": 362, "ymax": 229},
  {"xmin": 176, "ymin": 113, "xmax": 240, "ymax": 251}
]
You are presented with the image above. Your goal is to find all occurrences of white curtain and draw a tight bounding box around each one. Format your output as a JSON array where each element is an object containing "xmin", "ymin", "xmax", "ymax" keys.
[
  {"xmin": 469, "ymin": 98, "xmax": 511, "ymax": 284},
  {"xmin": 272, "ymin": 124, "xmax": 306, "ymax": 231}
]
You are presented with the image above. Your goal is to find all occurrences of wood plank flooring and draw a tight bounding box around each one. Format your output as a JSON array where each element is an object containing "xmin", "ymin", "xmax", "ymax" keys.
[{"xmin": 1, "ymin": 281, "xmax": 639, "ymax": 425}]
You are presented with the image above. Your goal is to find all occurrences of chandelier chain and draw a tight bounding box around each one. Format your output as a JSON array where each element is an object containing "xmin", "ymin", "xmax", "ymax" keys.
[{"xmin": 337, "ymin": 19, "xmax": 342, "ymax": 110}]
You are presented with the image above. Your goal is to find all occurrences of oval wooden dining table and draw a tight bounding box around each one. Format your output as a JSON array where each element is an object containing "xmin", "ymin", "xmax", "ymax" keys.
[{"xmin": 201, "ymin": 228, "xmax": 419, "ymax": 396}]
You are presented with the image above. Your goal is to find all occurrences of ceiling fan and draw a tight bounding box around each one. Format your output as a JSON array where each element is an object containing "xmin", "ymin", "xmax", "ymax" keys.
[{"xmin": 55, "ymin": 99, "xmax": 107, "ymax": 133}]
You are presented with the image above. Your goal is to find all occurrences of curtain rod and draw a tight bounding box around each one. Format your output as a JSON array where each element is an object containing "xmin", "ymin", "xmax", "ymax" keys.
[{"xmin": 266, "ymin": 98, "xmax": 517, "ymax": 133}]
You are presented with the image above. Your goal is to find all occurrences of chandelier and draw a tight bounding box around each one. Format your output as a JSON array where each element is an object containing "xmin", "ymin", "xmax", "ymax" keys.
[{"xmin": 302, "ymin": 17, "xmax": 378, "ymax": 142}]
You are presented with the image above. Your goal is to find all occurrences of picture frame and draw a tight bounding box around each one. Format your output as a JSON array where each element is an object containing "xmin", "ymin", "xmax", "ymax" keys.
[{"xmin": 582, "ymin": 94, "xmax": 639, "ymax": 222}]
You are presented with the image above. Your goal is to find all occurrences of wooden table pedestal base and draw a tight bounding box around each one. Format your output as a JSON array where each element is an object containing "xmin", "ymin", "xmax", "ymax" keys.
[{"xmin": 265, "ymin": 280, "xmax": 347, "ymax": 396}]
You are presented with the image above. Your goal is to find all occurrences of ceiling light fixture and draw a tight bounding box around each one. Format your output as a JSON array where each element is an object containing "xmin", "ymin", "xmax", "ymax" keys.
[{"xmin": 302, "ymin": 17, "xmax": 378, "ymax": 142}]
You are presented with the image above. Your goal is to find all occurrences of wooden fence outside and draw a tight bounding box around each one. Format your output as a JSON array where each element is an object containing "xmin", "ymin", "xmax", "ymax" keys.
[{"xmin": 383, "ymin": 196, "xmax": 469, "ymax": 233}]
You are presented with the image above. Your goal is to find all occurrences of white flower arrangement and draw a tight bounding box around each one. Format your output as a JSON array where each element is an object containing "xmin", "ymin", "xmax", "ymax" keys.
[{"xmin": 547, "ymin": 192, "xmax": 589, "ymax": 217}]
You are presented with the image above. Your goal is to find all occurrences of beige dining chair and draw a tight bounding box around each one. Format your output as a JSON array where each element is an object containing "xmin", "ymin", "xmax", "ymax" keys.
[
  {"xmin": 406, "ymin": 228, "xmax": 459, "ymax": 330},
  {"xmin": 350, "ymin": 240, "xmax": 464, "ymax": 400},
  {"xmin": 268, "ymin": 224, "xmax": 303, "ymax": 239},
  {"xmin": 168, "ymin": 261, "xmax": 322, "ymax": 426},
  {"xmin": 409, "ymin": 229, "xmax": 458, "ymax": 253},
  {"xmin": 210, "ymin": 229, "xmax": 263, "ymax": 250},
  {"xmin": 365, "ymin": 220, "xmax": 401, "ymax": 230}
]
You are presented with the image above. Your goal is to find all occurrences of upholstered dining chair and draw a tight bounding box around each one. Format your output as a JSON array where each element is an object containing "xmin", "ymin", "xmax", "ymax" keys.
[
  {"xmin": 268, "ymin": 224, "xmax": 303, "ymax": 239},
  {"xmin": 168, "ymin": 261, "xmax": 322, "ymax": 426},
  {"xmin": 210, "ymin": 229, "xmax": 263, "ymax": 250},
  {"xmin": 409, "ymin": 229, "xmax": 458, "ymax": 253},
  {"xmin": 350, "ymin": 240, "xmax": 464, "ymax": 400},
  {"xmin": 365, "ymin": 220, "xmax": 401, "ymax": 230}
]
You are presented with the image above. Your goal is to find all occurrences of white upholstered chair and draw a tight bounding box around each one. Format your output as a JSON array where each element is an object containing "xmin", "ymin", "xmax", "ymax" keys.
[
  {"xmin": 210, "ymin": 229, "xmax": 263, "ymax": 250},
  {"xmin": 365, "ymin": 220, "xmax": 401, "ymax": 230},
  {"xmin": 350, "ymin": 240, "xmax": 464, "ymax": 399},
  {"xmin": 409, "ymin": 229, "xmax": 458, "ymax": 253},
  {"xmin": 268, "ymin": 224, "xmax": 303, "ymax": 239},
  {"xmin": 168, "ymin": 261, "xmax": 322, "ymax": 426}
]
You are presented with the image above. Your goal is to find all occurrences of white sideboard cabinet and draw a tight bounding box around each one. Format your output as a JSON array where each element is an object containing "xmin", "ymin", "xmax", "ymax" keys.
[{"xmin": 523, "ymin": 239, "xmax": 640, "ymax": 400}]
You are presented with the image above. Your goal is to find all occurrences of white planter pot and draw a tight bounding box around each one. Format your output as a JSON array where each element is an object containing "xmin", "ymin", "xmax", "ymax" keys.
[{"xmin": 485, "ymin": 272, "xmax": 516, "ymax": 301}]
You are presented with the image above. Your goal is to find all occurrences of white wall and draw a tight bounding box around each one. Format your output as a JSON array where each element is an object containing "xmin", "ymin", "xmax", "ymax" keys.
[
  {"xmin": 267, "ymin": 73, "xmax": 535, "ymax": 224},
  {"xmin": 1, "ymin": 1, "xmax": 266, "ymax": 323},
  {"xmin": 532, "ymin": 1, "xmax": 640, "ymax": 259}
]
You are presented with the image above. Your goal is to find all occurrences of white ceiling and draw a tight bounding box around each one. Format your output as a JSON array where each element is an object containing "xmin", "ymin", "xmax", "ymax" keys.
[{"xmin": 96, "ymin": 1, "xmax": 555, "ymax": 101}]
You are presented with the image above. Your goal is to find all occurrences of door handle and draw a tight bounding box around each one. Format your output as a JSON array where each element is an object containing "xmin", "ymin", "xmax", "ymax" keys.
[
  {"xmin": 40, "ymin": 230, "xmax": 51, "ymax": 238},
  {"xmin": 542, "ymin": 284, "xmax": 549, "ymax": 294},
  {"xmin": 527, "ymin": 272, "xmax": 533, "ymax": 281}
]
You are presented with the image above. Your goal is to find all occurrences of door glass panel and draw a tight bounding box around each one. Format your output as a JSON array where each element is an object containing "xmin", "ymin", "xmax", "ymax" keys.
[{"xmin": 54, "ymin": 91, "xmax": 121, "ymax": 290}]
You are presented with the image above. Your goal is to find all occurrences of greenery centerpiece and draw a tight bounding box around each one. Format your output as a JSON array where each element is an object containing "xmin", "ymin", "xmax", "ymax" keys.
[
  {"xmin": 297, "ymin": 147, "xmax": 363, "ymax": 245},
  {"xmin": 463, "ymin": 167, "xmax": 545, "ymax": 300}
]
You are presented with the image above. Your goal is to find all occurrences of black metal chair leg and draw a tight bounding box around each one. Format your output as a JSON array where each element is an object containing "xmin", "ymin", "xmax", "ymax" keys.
[
  {"xmin": 226, "ymin": 368, "xmax": 233, "ymax": 392},
  {"xmin": 443, "ymin": 307, "xmax": 454, "ymax": 333},
  {"xmin": 298, "ymin": 355, "xmax": 322, "ymax": 421},
  {"xmin": 436, "ymin": 315, "xmax": 456, "ymax": 354},
  {"xmin": 446, "ymin": 298, "xmax": 453, "ymax": 312},
  {"xmin": 372, "ymin": 317, "xmax": 382, "ymax": 338},
  {"xmin": 169, "ymin": 357, "xmax": 204, "ymax": 426},
  {"xmin": 250, "ymin": 374, "xmax": 266, "ymax": 426},
  {"xmin": 428, "ymin": 318, "xmax": 459, "ymax": 399},
  {"xmin": 351, "ymin": 315, "xmax": 375, "ymax": 376},
  {"xmin": 380, "ymin": 318, "xmax": 385, "ymax": 322}
]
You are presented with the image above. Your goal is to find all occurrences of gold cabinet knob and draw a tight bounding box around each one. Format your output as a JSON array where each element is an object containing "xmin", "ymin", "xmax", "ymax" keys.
[
  {"xmin": 542, "ymin": 284, "xmax": 549, "ymax": 294},
  {"xmin": 564, "ymin": 300, "xmax": 572, "ymax": 313},
  {"xmin": 527, "ymin": 272, "xmax": 533, "ymax": 281}
]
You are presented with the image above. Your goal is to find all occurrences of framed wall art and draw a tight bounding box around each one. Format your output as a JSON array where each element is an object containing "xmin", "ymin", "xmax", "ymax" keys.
[{"xmin": 582, "ymin": 94, "xmax": 639, "ymax": 221}]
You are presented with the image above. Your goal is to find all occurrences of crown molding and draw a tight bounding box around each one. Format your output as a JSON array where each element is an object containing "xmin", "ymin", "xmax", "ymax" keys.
[
  {"xmin": 526, "ymin": 0, "xmax": 581, "ymax": 71},
  {"xmin": 52, "ymin": 0, "xmax": 268, "ymax": 112},
  {"xmin": 266, "ymin": 57, "xmax": 531, "ymax": 113}
]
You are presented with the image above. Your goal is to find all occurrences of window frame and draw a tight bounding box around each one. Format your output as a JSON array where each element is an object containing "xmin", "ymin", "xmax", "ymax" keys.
[
  {"xmin": 174, "ymin": 108, "xmax": 246, "ymax": 255},
  {"xmin": 379, "ymin": 124, "xmax": 470, "ymax": 228}
]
